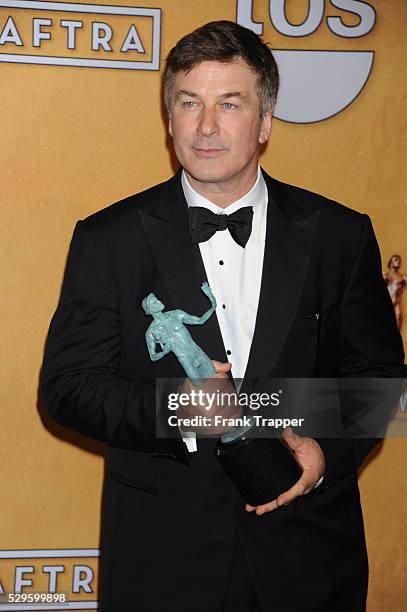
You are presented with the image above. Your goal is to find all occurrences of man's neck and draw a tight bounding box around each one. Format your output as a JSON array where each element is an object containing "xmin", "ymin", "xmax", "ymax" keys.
[{"xmin": 184, "ymin": 165, "xmax": 260, "ymax": 209}]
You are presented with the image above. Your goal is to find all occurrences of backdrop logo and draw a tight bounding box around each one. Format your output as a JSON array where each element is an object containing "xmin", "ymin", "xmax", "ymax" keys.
[
  {"xmin": 237, "ymin": 0, "xmax": 376, "ymax": 123},
  {"xmin": 0, "ymin": 548, "xmax": 99, "ymax": 610},
  {"xmin": 0, "ymin": 1, "xmax": 161, "ymax": 70}
]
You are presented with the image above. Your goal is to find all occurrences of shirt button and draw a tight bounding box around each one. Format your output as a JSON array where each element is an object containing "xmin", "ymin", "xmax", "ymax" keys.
[
  {"xmin": 222, "ymin": 304, "xmax": 226, "ymax": 309},
  {"xmin": 219, "ymin": 260, "xmax": 224, "ymax": 265},
  {"xmin": 226, "ymin": 350, "xmax": 231, "ymax": 356}
]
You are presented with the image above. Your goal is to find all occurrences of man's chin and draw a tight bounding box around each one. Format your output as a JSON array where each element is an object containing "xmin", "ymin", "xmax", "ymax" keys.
[{"xmin": 183, "ymin": 165, "xmax": 232, "ymax": 186}]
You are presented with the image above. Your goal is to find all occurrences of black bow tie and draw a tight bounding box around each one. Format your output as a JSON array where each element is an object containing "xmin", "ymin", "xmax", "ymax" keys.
[{"xmin": 189, "ymin": 206, "xmax": 254, "ymax": 248}]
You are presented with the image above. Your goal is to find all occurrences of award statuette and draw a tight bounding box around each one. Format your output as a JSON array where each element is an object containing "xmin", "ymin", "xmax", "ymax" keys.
[
  {"xmin": 143, "ymin": 283, "xmax": 303, "ymax": 507},
  {"xmin": 142, "ymin": 282, "xmax": 216, "ymax": 385}
]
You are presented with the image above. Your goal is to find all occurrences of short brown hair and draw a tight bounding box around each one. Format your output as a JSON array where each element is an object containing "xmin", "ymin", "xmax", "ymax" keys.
[{"xmin": 164, "ymin": 20, "xmax": 279, "ymax": 120}]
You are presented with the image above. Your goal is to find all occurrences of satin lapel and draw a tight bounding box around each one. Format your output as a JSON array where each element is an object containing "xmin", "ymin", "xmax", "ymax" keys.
[
  {"xmin": 242, "ymin": 173, "xmax": 320, "ymax": 387},
  {"xmin": 138, "ymin": 172, "xmax": 228, "ymax": 364}
]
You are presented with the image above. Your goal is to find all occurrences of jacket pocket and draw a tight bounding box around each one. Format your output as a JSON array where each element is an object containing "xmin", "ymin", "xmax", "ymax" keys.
[
  {"xmin": 108, "ymin": 469, "xmax": 158, "ymax": 494},
  {"xmin": 304, "ymin": 313, "xmax": 320, "ymax": 372},
  {"xmin": 294, "ymin": 313, "xmax": 320, "ymax": 373},
  {"xmin": 106, "ymin": 446, "xmax": 159, "ymax": 493}
]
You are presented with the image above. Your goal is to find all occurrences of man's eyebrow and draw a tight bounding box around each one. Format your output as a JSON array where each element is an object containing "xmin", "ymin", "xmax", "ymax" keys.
[
  {"xmin": 175, "ymin": 90, "xmax": 200, "ymax": 99},
  {"xmin": 218, "ymin": 92, "xmax": 246, "ymax": 99},
  {"xmin": 175, "ymin": 90, "xmax": 246, "ymax": 100}
]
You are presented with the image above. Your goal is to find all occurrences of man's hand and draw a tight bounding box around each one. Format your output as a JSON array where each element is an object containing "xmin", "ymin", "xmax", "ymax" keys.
[
  {"xmin": 245, "ymin": 427, "xmax": 325, "ymax": 515},
  {"xmin": 177, "ymin": 360, "xmax": 242, "ymax": 436}
]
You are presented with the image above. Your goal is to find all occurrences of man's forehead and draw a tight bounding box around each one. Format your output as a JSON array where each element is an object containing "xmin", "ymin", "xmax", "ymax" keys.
[
  {"xmin": 173, "ymin": 58, "xmax": 257, "ymax": 94},
  {"xmin": 175, "ymin": 58, "xmax": 255, "ymax": 81}
]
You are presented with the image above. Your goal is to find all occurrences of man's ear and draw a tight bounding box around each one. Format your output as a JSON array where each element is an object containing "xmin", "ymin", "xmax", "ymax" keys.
[
  {"xmin": 259, "ymin": 108, "xmax": 272, "ymax": 145},
  {"xmin": 168, "ymin": 115, "xmax": 173, "ymax": 138}
]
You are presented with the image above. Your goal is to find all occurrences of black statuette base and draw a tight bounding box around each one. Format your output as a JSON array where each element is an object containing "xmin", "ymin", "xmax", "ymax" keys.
[{"xmin": 215, "ymin": 436, "xmax": 303, "ymax": 506}]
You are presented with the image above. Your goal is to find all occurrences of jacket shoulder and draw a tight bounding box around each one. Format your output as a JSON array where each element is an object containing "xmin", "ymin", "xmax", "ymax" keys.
[
  {"xmin": 79, "ymin": 173, "xmax": 177, "ymax": 236},
  {"xmin": 274, "ymin": 176, "xmax": 364, "ymax": 221}
]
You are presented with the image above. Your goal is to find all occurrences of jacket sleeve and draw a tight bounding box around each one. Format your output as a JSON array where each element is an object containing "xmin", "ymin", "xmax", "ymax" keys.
[
  {"xmin": 39, "ymin": 220, "xmax": 160, "ymax": 450},
  {"xmin": 316, "ymin": 214, "xmax": 407, "ymax": 488}
]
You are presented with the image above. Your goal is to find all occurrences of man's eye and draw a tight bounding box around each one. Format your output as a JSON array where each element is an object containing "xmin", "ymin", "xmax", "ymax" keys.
[
  {"xmin": 182, "ymin": 101, "xmax": 196, "ymax": 107},
  {"xmin": 223, "ymin": 102, "xmax": 236, "ymax": 110}
]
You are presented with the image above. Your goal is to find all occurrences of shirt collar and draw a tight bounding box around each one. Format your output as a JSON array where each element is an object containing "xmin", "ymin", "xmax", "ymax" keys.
[{"xmin": 181, "ymin": 166, "xmax": 267, "ymax": 245}]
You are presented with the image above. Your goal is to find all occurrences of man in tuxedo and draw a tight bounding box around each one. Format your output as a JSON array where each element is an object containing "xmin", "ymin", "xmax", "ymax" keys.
[{"xmin": 40, "ymin": 20, "xmax": 406, "ymax": 612}]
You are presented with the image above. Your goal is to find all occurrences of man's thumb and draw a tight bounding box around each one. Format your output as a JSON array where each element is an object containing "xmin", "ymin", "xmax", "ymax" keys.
[{"xmin": 281, "ymin": 426, "xmax": 302, "ymax": 449}]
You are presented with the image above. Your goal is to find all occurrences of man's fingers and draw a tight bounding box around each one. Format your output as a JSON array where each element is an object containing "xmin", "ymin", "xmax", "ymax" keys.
[
  {"xmin": 245, "ymin": 474, "xmax": 315, "ymax": 515},
  {"xmin": 275, "ymin": 476, "xmax": 309, "ymax": 507},
  {"xmin": 245, "ymin": 500, "xmax": 278, "ymax": 515},
  {"xmin": 245, "ymin": 491, "xmax": 299, "ymax": 515},
  {"xmin": 212, "ymin": 360, "xmax": 232, "ymax": 373}
]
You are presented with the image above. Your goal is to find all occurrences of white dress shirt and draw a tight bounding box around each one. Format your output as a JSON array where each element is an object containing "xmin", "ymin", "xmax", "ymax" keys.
[
  {"xmin": 181, "ymin": 166, "xmax": 267, "ymax": 452},
  {"xmin": 180, "ymin": 168, "xmax": 324, "ymax": 490}
]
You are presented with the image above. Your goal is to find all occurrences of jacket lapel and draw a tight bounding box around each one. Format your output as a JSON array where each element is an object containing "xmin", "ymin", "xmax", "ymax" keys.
[
  {"xmin": 242, "ymin": 171, "xmax": 320, "ymax": 388},
  {"xmin": 139, "ymin": 169, "xmax": 228, "ymax": 365}
]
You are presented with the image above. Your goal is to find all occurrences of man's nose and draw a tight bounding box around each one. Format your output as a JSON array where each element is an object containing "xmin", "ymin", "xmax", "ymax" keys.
[{"xmin": 197, "ymin": 106, "xmax": 219, "ymax": 137}]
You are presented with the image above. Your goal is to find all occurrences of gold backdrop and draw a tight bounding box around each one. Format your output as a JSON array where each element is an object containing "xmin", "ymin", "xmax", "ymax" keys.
[{"xmin": 1, "ymin": 1, "xmax": 406, "ymax": 610}]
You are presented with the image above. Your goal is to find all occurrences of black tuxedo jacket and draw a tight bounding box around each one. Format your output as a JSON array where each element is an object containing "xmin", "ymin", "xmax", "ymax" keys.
[{"xmin": 40, "ymin": 168, "xmax": 406, "ymax": 611}]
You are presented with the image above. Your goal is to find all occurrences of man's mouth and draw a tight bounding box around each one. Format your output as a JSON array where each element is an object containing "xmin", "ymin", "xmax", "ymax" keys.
[{"xmin": 193, "ymin": 147, "xmax": 226, "ymax": 157}]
